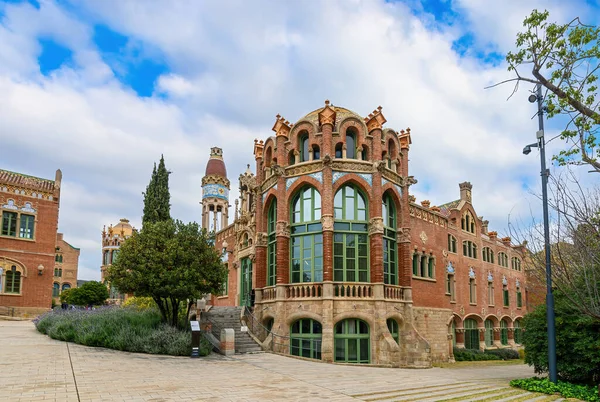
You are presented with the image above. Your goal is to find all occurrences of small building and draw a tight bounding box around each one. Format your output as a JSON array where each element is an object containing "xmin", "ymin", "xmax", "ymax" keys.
[
  {"xmin": 52, "ymin": 233, "xmax": 80, "ymax": 302},
  {"xmin": 0, "ymin": 169, "xmax": 62, "ymax": 317},
  {"xmin": 204, "ymin": 101, "xmax": 527, "ymax": 366},
  {"xmin": 100, "ymin": 218, "xmax": 135, "ymax": 304}
]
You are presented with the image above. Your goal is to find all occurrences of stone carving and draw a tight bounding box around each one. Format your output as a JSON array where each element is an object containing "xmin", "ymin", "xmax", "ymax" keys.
[
  {"xmin": 322, "ymin": 154, "xmax": 332, "ymax": 166},
  {"xmin": 286, "ymin": 162, "xmax": 321, "ymax": 177},
  {"xmin": 368, "ymin": 217, "xmax": 384, "ymax": 235},
  {"xmin": 271, "ymin": 165, "xmax": 285, "ymax": 177},
  {"xmin": 481, "ymin": 308, "xmax": 486, "ymax": 316},
  {"xmin": 516, "ymin": 279, "xmax": 520, "ymax": 287},
  {"xmin": 446, "ymin": 262, "xmax": 455, "ymax": 274},
  {"xmin": 321, "ymin": 215, "xmax": 334, "ymax": 231},
  {"xmin": 502, "ymin": 275, "xmax": 508, "ymax": 285},
  {"xmin": 487, "ymin": 272, "xmax": 493, "ymax": 281},
  {"xmin": 2, "ymin": 200, "xmax": 18, "ymax": 210},
  {"xmin": 419, "ymin": 231, "xmax": 428, "ymax": 244},
  {"xmin": 255, "ymin": 232, "xmax": 268, "ymax": 247},
  {"xmin": 406, "ymin": 176, "xmax": 418, "ymax": 186},
  {"xmin": 202, "ymin": 174, "xmax": 230, "ymax": 188},
  {"xmin": 330, "ymin": 160, "xmax": 372, "ymax": 173},
  {"xmin": 468, "ymin": 267, "xmax": 476, "ymax": 278},
  {"xmin": 276, "ymin": 221, "xmax": 290, "ymax": 238},
  {"xmin": 397, "ymin": 227, "xmax": 411, "ymax": 243},
  {"xmin": 459, "ymin": 305, "xmax": 465, "ymax": 316}
]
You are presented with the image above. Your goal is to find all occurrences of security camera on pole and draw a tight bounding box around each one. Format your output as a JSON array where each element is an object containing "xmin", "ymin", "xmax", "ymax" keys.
[{"xmin": 522, "ymin": 84, "xmax": 558, "ymax": 383}]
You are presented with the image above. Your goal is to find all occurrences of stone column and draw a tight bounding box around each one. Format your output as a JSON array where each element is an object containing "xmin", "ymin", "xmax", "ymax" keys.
[
  {"xmin": 321, "ymin": 119, "xmax": 334, "ymax": 282},
  {"xmin": 276, "ymin": 221, "xmax": 290, "ymax": 284}
]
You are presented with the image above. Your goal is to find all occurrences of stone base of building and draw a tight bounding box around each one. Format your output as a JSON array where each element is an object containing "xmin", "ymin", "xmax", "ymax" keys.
[
  {"xmin": 412, "ymin": 307, "xmax": 455, "ymax": 363},
  {"xmin": 1, "ymin": 306, "xmax": 51, "ymax": 319},
  {"xmin": 253, "ymin": 283, "xmax": 432, "ymax": 368}
]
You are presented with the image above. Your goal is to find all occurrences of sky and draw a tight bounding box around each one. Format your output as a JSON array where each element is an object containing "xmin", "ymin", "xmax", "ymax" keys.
[{"xmin": 1, "ymin": 0, "xmax": 598, "ymax": 281}]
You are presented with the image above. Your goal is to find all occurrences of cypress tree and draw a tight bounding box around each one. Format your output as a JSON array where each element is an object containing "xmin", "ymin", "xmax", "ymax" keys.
[{"xmin": 142, "ymin": 156, "xmax": 171, "ymax": 225}]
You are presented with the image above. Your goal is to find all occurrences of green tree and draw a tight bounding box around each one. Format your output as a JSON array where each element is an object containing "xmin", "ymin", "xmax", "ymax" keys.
[
  {"xmin": 64, "ymin": 281, "xmax": 109, "ymax": 306},
  {"xmin": 142, "ymin": 155, "xmax": 171, "ymax": 225},
  {"xmin": 106, "ymin": 220, "xmax": 227, "ymax": 327},
  {"xmin": 523, "ymin": 290, "xmax": 600, "ymax": 385},
  {"xmin": 498, "ymin": 10, "xmax": 600, "ymax": 171}
]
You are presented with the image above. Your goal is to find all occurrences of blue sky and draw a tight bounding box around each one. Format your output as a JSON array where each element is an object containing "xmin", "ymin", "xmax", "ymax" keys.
[{"xmin": 0, "ymin": 0, "xmax": 598, "ymax": 281}]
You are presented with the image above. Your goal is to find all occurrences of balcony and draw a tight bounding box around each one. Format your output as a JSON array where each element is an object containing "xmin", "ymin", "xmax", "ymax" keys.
[{"xmin": 258, "ymin": 282, "xmax": 411, "ymax": 303}]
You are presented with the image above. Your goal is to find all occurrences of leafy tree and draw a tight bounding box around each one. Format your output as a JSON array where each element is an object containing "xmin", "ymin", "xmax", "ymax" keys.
[
  {"xmin": 106, "ymin": 220, "xmax": 227, "ymax": 327},
  {"xmin": 142, "ymin": 155, "xmax": 171, "ymax": 225},
  {"xmin": 523, "ymin": 290, "xmax": 600, "ymax": 386},
  {"xmin": 497, "ymin": 10, "xmax": 600, "ymax": 171},
  {"xmin": 59, "ymin": 288, "xmax": 73, "ymax": 303},
  {"xmin": 63, "ymin": 281, "xmax": 109, "ymax": 306}
]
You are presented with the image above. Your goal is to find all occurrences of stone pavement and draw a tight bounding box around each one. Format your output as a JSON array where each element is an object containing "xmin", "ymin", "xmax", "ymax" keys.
[{"xmin": 0, "ymin": 320, "xmax": 566, "ymax": 402}]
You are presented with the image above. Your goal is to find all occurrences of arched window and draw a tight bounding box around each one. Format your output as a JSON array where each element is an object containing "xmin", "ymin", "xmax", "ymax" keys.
[
  {"xmin": 290, "ymin": 187, "xmax": 322, "ymax": 283},
  {"xmin": 290, "ymin": 318, "xmax": 322, "ymax": 360},
  {"xmin": 484, "ymin": 319, "xmax": 494, "ymax": 347},
  {"xmin": 498, "ymin": 252, "xmax": 508, "ymax": 267},
  {"xmin": 387, "ymin": 139, "xmax": 396, "ymax": 168},
  {"xmin": 335, "ymin": 319, "xmax": 370, "ymax": 363},
  {"xmin": 511, "ymin": 257, "xmax": 521, "ymax": 271},
  {"xmin": 333, "ymin": 185, "xmax": 368, "ymax": 282},
  {"xmin": 514, "ymin": 320, "xmax": 522, "ymax": 344},
  {"xmin": 52, "ymin": 282, "xmax": 60, "ymax": 298},
  {"xmin": 387, "ymin": 318, "xmax": 399, "ymax": 344},
  {"xmin": 335, "ymin": 143, "xmax": 343, "ymax": 158},
  {"xmin": 346, "ymin": 129, "xmax": 356, "ymax": 159},
  {"xmin": 517, "ymin": 284, "xmax": 522, "ymax": 308},
  {"xmin": 500, "ymin": 319, "xmax": 508, "ymax": 345},
  {"xmin": 4, "ymin": 265, "xmax": 22, "ymax": 294},
  {"xmin": 62, "ymin": 283, "xmax": 71, "ymax": 292},
  {"xmin": 361, "ymin": 145, "xmax": 368, "ymax": 161},
  {"xmin": 299, "ymin": 131, "xmax": 309, "ymax": 162},
  {"xmin": 267, "ymin": 200, "xmax": 277, "ymax": 286},
  {"xmin": 288, "ymin": 150, "xmax": 295, "ymax": 166},
  {"xmin": 312, "ymin": 145, "xmax": 320, "ymax": 161},
  {"xmin": 448, "ymin": 234, "xmax": 457, "ymax": 253},
  {"xmin": 464, "ymin": 318, "xmax": 479, "ymax": 350},
  {"xmin": 483, "ymin": 247, "xmax": 494, "ymax": 263},
  {"xmin": 461, "ymin": 211, "xmax": 475, "ymax": 233},
  {"xmin": 264, "ymin": 147, "xmax": 273, "ymax": 167},
  {"xmin": 463, "ymin": 241, "xmax": 477, "ymax": 258},
  {"xmin": 382, "ymin": 194, "xmax": 397, "ymax": 285}
]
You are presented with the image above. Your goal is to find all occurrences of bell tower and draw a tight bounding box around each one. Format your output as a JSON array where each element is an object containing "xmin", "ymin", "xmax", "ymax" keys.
[{"xmin": 201, "ymin": 147, "xmax": 230, "ymax": 231}]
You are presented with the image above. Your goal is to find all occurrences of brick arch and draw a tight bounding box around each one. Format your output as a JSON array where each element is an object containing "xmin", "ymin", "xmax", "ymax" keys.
[
  {"xmin": 263, "ymin": 192, "xmax": 277, "ymax": 215},
  {"xmin": 447, "ymin": 313, "xmax": 462, "ymax": 327},
  {"xmin": 332, "ymin": 174, "xmax": 371, "ymax": 204},
  {"xmin": 332, "ymin": 312, "xmax": 374, "ymax": 330},
  {"xmin": 285, "ymin": 311, "xmax": 323, "ymax": 327},
  {"xmin": 385, "ymin": 312, "xmax": 405, "ymax": 326},
  {"xmin": 286, "ymin": 177, "xmax": 323, "ymax": 200},
  {"xmin": 382, "ymin": 129, "xmax": 400, "ymax": 159},
  {"xmin": 382, "ymin": 186, "xmax": 402, "ymax": 213},
  {"xmin": 338, "ymin": 117, "xmax": 368, "ymax": 145},
  {"xmin": 462, "ymin": 313, "xmax": 484, "ymax": 325},
  {"xmin": 0, "ymin": 257, "xmax": 28, "ymax": 277},
  {"xmin": 499, "ymin": 315, "xmax": 513, "ymax": 325},
  {"xmin": 483, "ymin": 314, "xmax": 500, "ymax": 326},
  {"xmin": 289, "ymin": 121, "xmax": 319, "ymax": 153}
]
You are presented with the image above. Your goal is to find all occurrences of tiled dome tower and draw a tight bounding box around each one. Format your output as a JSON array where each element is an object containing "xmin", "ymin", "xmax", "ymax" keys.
[{"xmin": 201, "ymin": 147, "xmax": 230, "ymax": 231}]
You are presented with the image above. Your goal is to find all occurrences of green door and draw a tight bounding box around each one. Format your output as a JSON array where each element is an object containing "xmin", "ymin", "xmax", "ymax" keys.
[{"xmin": 240, "ymin": 258, "xmax": 253, "ymax": 307}]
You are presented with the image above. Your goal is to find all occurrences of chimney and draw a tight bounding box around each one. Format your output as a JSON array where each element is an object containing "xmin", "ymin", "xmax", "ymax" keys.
[
  {"xmin": 420, "ymin": 200, "xmax": 431, "ymax": 208},
  {"xmin": 481, "ymin": 219, "xmax": 489, "ymax": 234},
  {"xmin": 501, "ymin": 236, "xmax": 512, "ymax": 246},
  {"xmin": 488, "ymin": 231, "xmax": 498, "ymax": 240},
  {"xmin": 459, "ymin": 182, "xmax": 472, "ymax": 202},
  {"xmin": 57, "ymin": 233, "xmax": 64, "ymax": 242}
]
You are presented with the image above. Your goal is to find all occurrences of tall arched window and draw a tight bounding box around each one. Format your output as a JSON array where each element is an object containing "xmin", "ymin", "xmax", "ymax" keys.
[
  {"xmin": 290, "ymin": 187, "xmax": 323, "ymax": 283},
  {"xmin": 500, "ymin": 319, "xmax": 508, "ymax": 345},
  {"xmin": 333, "ymin": 185, "xmax": 368, "ymax": 282},
  {"xmin": 335, "ymin": 319, "xmax": 370, "ymax": 363},
  {"xmin": 312, "ymin": 145, "xmax": 320, "ymax": 161},
  {"xmin": 267, "ymin": 200, "xmax": 277, "ymax": 286},
  {"xmin": 382, "ymin": 194, "xmax": 397, "ymax": 285},
  {"xmin": 387, "ymin": 318, "xmax": 399, "ymax": 344},
  {"xmin": 346, "ymin": 129, "xmax": 356, "ymax": 159},
  {"xmin": 464, "ymin": 318, "xmax": 479, "ymax": 350},
  {"xmin": 290, "ymin": 318, "xmax": 322, "ymax": 360},
  {"xmin": 5, "ymin": 265, "xmax": 22, "ymax": 294},
  {"xmin": 52, "ymin": 282, "xmax": 60, "ymax": 298},
  {"xmin": 299, "ymin": 131, "xmax": 309, "ymax": 162},
  {"xmin": 484, "ymin": 319, "xmax": 494, "ymax": 347},
  {"xmin": 514, "ymin": 320, "xmax": 522, "ymax": 344},
  {"xmin": 335, "ymin": 143, "xmax": 343, "ymax": 158},
  {"xmin": 387, "ymin": 139, "xmax": 396, "ymax": 168},
  {"xmin": 61, "ymin": 283, "xmax": 71, "ymax": 292},
  {"xmin": 462, "ymin": 211, "xmax": 475, "ymax": 233}
]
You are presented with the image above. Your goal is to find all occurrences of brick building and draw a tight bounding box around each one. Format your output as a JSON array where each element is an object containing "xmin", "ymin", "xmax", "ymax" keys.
[
  {"xmin": 52, "ymin": 233, "xmax": 80, "ymax": 302},
  {"xmin": 0, "ymin": 169, "xmax": 62, "ymax": 317},
  {"xmin": 204, "ymin": 101, "xmax": 527, "ymax": 366},
  {"xmin": 100, "ymin": 218, "xmax": 135, "ymax": 304}
]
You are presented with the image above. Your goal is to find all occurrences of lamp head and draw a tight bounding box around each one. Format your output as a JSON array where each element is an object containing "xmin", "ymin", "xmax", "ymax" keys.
[
  {"xmin": 528, "ymin": 94, "xmax": 538, "ymax": 103},
  {"xmin": 523, "ymin": 145, "xmax": 532, "ymax": 155}
]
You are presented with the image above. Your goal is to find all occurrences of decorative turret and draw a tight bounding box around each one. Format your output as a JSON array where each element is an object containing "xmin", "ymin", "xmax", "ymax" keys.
[{"xmin": 201, "ymin": 147, "xmax": 230, "ymax": 232}]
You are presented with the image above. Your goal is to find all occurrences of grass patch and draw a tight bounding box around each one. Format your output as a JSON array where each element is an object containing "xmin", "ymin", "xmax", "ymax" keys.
[
  {"xmin": 34, "ymin": 306, "xmax": 211, "ymax": 357},
  {"xmin": 511, "ymin": 377, "xmax": 599, "ymax": 402}
]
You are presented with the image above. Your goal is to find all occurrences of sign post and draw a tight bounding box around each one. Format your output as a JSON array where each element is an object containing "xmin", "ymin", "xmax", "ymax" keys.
[{"xmin": 190, "ymin": 320, "xmax": 201, "ymax": 358}]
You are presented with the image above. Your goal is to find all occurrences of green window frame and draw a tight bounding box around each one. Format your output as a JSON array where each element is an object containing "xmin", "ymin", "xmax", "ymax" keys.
[
  {"xmin": 335, "ymin": 319, "xmax": 370, "ymax": 364},
  {"xmin": 464, "ymin": 319, "xmax": 479, "ymax": 350},
  {"xmin": 240, "ymin": 258, "xmax": 252, "ymax": 306},
  {"xmin": 291, "ymin": 187, "xmax": 323, "ymax": 283},
  {"xmin": 334, "ymin": 185, "xmax": 368, "ymax": 282},
  {"xmin": 446, "ymin": 273, "xmax": 455, "ymax": 301},
  {"xmin": 386, "ymin": 319, "xmax": 399, "ymax": 344},
  {"xmin": 500, "ymin": 320, "xmax": 508, "ymax": 345},
  {"xmin": 463, "ymin": 241, "xmax": 477, "ymax": 258},
  {"xmin": 19, "ymin": 214, "xmax": 35, "ymax": 239},
  {"xmin": 267, "ymin": 200, "xmax": 277, "ymax": 286},
  {"xmin": 503, "ymin": 285, "xmax": 509, "ymax": 307},
  {"xmin": 412, "ymin": 253, "xmax": 419, "ymax": 276},
  {"xmin": 52, "ymin": 282, "xmax": 60, "ymax": 298},
  {"xmin": 346, "ymin": 129, "xmax": 356, "ymax": 159},
  {"xmin": 511, "ymin": 257, "xmax": 521, "ymax": 271},
  {"xmin": 222, "ymin": 263, "xmax": 228, "ymax": 296},
  {"xmin": 484, "ymin": 319, "xmax": 494, "ymax": 347},
  {"xmin": 483, "ymin": 247, "xmax": 494, "ymax": 263},
  {"xmin": 382, "ymin": 194, "xmax": 397, "ymax": 285},
  {"xmin": 290, "ymin": 319, "xmax": 322, "ymax": 360},
  {"xmin": 448, "ymin": 234, "xmax": 457, "ymax": 253},
  {"xmin": 469, "ymin": 278, "xmax": 477, "ymax": 304},
  {"xmin": 1, "ymin": 211, "xmax": 17, "ymax": 237},
  {"xmin": 299, "ymin": 132, "xmax": 309, "ymax": 162},
  {"xmin": 514, "ymin": 321, "xmax": 522, "ymax": 344},
  {"xmin": 498, "ymin": 252, "xmax": 508, "ymax": 267},
  {"xmin": 517, "ymin": 288, "xmax": 522, "ymax": 308},
  {"xmin": 5, "ymin": 266, "xmax": 21, "ymax": 294}
]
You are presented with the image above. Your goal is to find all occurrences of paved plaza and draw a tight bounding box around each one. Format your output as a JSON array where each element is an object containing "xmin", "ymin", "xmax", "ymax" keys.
[{"xmin": 1, "ymin": 320, "xmax": 564, "ymax": 402}]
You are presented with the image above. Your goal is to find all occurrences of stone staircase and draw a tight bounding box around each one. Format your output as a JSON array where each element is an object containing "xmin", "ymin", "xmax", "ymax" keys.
[{"xmin": 204, "ymin": 306, "xmax": 263, "ymax": 354}]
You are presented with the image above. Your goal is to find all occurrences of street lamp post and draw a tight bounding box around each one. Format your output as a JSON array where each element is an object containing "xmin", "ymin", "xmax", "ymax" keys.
[{"xmin": 523, "ymin": 84, "xmax": 558, "ymax": 383}]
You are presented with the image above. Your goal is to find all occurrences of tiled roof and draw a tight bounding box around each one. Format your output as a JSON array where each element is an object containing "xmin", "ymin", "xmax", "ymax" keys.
[
  {"xmin": 299, "ymin": 106, "xmax": 363, "ymax": 128},
  {"xmin": 438, "ymin": 199, "xmax": 460, "ymax": 217},
  {"xmin": 0, "ymin": 169, "xmax": 55, "ymax": 192}
]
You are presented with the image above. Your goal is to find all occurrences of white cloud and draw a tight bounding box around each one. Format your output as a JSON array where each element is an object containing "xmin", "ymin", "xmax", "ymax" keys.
[{"xmin": 0, "ymin": 0, "xmax": 593, "ymax": 280}]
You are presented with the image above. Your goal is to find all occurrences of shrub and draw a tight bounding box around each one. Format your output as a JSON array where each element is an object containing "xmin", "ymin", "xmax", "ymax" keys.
[
  {"xmin": 518, "ymin": 349, "xmax": 525, "ymax": 360},
  {"xmin": 34, "ymin": 306, "xmax": 210, "ymax": 357},
  {"xmin": 485, "ymin": 348, "xmax": 520, "ymax": 360},
  {"xmin": 65, "ymin": 281, "xmax": 109, "ymax": 306},
  {"xmin": 453, "ymin": 347, "xmax": 501, "ymax": 361},
  {"xmin": 523, "ymin": 291, "xmax": 600, "ymax": 385},
  {"xmin": 122, "ymin": 296, "xmax": 157, "ymax": 310},
  {"xmin": 511, "ymin": 377, "xmax": 600, "ymax": 402}
]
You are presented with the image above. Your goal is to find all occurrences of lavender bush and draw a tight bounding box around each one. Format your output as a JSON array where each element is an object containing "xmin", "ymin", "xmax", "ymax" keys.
[{"xmin": 34, "ymin": 306, "xmax": 210, "ymax": 356}]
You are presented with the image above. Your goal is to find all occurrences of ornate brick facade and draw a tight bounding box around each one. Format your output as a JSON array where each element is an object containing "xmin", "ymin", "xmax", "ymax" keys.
[
  {"xmin": 52, "ymin": 233, "xmax": 80, "ymax": 302},
  {"xmin": 206, "ymin": 101, "xmax": 527, "ymax": 366},
  {"xmin": 0, "ymin": 169, "xmax": 62, "ymax": 317},
  {"xmin": 101, "ymin": 218, "xmax": 135, "ymax": 304}
]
